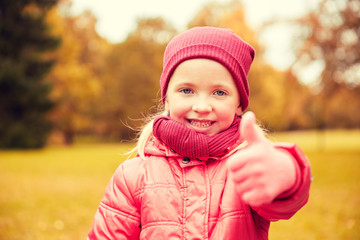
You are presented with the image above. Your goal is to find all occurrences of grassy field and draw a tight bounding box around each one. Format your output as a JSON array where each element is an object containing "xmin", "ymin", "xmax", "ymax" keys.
[
  {"xmin": 268, "ymin": 130, "xmax": 360, "ymax": 240},
  {"xmin": 0, "ymin": 130, "xmax": 359, "ymax": 240}
]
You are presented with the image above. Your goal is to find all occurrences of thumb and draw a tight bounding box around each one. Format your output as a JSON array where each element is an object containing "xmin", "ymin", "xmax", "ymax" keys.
[{"xmin": 240, "ymin": 111, "xmax": 266, "ymax": 145}]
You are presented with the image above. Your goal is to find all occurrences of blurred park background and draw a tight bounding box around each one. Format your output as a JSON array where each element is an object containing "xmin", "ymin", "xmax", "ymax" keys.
[{"xmin": 0, "ymin": 0, "xmax": 359, "ymax": 239}]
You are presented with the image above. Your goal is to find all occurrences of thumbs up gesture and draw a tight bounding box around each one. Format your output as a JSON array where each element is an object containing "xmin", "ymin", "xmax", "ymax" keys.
[{"xmin": 227, "ymin": 111, "xmax": 297, "ymax": 206}]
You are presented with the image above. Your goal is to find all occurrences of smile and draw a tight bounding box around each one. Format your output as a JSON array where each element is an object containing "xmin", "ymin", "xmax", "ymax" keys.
[{"xmin": 188, "ymin": 119, "xmax": 214, "ymax": 128}]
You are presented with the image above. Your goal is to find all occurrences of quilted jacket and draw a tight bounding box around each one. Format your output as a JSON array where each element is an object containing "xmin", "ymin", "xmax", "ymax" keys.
[{"xmin": 88, "ymin": 139, "xmax": 311, "ymax": 239}]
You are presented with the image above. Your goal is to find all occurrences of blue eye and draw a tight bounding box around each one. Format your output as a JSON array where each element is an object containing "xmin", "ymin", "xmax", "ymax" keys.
[
  {"xmin": 180, "ymin": 88, "xmax": 193, "ymax": 94},
  {"xmin": 214, "ymin": 90, "xmax": 226, "ymax": 96}
]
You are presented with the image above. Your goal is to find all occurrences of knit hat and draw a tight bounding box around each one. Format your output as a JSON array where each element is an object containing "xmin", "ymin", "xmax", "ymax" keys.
[{"xmin": 160, "ymin": 26, "xmax": 255, "ymax": 111}]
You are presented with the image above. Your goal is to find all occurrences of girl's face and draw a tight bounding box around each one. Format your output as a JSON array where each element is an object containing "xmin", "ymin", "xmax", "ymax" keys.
[{"xmin": 165, "ymin": 58, "xmax": 242, "ymax": 136}]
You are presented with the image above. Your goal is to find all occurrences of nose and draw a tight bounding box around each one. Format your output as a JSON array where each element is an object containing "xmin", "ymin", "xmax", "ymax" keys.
[{"xmin": 192, "ymin": 97, "xmax": 212, "ymax": 113}]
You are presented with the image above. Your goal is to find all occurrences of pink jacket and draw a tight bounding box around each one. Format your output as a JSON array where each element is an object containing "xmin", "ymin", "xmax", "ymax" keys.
[{"xmin": 88, "ymin": 139, "xmax": 311, "ymax": 239}]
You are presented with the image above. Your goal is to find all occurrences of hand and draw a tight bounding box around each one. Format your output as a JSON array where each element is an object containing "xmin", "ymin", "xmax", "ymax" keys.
[{"xmin": 227, "ymin": 111, "xmax": 296, "ymax": 206}]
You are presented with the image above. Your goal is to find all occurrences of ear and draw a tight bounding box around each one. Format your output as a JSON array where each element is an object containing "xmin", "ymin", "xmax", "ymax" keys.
[
  {"xmin": 236, "ymin": 106, "xmax": 243, "ymax": 116},
  {"xmin": 164, "ymin": 98, "xmax": 170, "ymax": 112}
]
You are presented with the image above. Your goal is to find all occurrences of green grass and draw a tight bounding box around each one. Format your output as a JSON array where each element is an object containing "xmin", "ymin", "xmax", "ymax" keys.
[{"xmin": 0, "ymin": 130, "xmax": 359, "ymax": 239}]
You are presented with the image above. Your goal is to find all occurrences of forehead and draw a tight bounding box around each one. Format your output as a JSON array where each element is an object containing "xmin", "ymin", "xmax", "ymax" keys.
[{"xmin": 168, "ymin": 58, "xmax": 236, "ymax": 88}]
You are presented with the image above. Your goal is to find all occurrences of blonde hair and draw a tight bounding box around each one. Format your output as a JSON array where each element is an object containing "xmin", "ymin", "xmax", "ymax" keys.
[
  {"xmin": 135, "ymin": 118, "xmax": 156, "ymax": 159},
  {"xmin": 128, "ymin": 110, "xmax": 163, "ymax": 159},
  {"xmin": 129, "ymin": 112, "xmax": 267, "ymax": 160}
]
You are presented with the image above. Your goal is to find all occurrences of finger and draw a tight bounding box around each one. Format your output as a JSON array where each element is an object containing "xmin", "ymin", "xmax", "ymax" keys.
[
  {"xmin": 240, "ymin": 111, "xmax": 266, "ymax": 145},
  {"xmin": 228, "ymin": 166, "xmax": 251, "ymax": 184},
  {"xmin": 227, "ymin": 149, "xmax": 255, "ymax": 171},
  {"xmin": 242, "ymin": 189, "xmax": 273, "ymax": 206},
  {"xmin": 228, "ymin": 158, "xmax": 263, "ymax": 183},
  {"xmin": 232, "ymin": 176, "xmax": 258, "ymax": 195},
  {"xmin": 227, "ymin": 141, "xmax": 267, "ymax": 172}
]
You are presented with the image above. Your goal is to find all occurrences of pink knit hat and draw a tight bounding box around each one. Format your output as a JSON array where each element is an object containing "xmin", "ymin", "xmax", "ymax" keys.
[{"xmin": 160, "ymin": 26, "xmax": 255, "ymax": 111}]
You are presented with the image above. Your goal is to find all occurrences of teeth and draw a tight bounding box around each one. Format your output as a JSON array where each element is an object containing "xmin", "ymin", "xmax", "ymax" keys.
[{"xmin": 190, "ymin": 120, "xmax": 212, "ymax": 128}]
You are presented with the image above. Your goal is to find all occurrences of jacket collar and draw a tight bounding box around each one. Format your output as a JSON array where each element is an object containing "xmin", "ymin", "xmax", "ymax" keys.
[{"xmin": 143, "ymin": 138, "xmax": 243, "ymax": 168}]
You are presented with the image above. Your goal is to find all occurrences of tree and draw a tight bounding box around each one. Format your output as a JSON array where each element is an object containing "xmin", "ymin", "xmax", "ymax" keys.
[
  {"xmin": 93, "ymin": 17, "xmax": 177, "ymax": 140},
  {"xmin": 45, "ymin": 7, "xmax": 106, "ymax": 144},
  {"xmin": 0, "ymin": 0, "xmax": 60, "ymax": 148},
  {"xmin": 292, "ymin": 0, "xmax": 360, "ymax": 128}
]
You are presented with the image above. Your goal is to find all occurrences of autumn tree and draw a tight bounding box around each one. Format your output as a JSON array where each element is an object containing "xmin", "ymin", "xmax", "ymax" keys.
[
  {"xmin": 94, "ymin": 17, "xmax": 177, "ymax": 140},
  {"xmin": 292, "ymin": 0, "xmax": 360, "ymax": 128},
  {"xmin": 46, "ymin": 5, "xmax": 107, "ymax": 144},
  {"xmin": 0, "ymin": 0, "xmax": 60, "ymax": 148}
]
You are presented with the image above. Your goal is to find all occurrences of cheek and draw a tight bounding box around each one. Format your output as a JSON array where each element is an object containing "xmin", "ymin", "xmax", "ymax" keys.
[
  {"xmin": 216, "ymin": 104, "xmax": 238, "ymax": 124},
  {"xmin": 168, "ymin": 101, "xmax": 189, "ymax": 120},
  {"xmin": 218, "ymin": 112, "xmax": 235, "ymax": 125}
]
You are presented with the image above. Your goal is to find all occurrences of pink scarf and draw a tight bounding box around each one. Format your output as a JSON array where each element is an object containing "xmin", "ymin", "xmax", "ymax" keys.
[{"xmin": 153, "ymin": 116, "xmax": 240, "ymax": 159}]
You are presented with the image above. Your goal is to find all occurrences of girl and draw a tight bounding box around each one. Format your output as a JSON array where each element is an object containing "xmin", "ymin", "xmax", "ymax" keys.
[{"xmin": 88, "ymin": 27, "xmax": 311, "ymax": 239}]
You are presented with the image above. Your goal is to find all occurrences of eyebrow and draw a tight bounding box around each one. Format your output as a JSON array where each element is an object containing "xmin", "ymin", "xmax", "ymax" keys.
[
  {"xmin": 172, "ymin": 81, "xmax": 196, "ymax": 88},
  {"xmin": 211, "ymin": 83, "xmax": 232, "ymax": 89},
  {"xmin": 171, "ymin": 81, "xmax": 234, "ymax": 91}
]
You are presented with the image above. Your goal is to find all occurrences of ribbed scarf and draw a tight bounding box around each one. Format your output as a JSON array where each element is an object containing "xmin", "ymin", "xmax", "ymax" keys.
[{"xmin": 153, "ymin": 116, "xmax": 240, "ymax": 159}]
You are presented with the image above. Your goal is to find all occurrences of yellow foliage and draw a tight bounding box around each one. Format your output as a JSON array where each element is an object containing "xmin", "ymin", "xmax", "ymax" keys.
[{"xmin": 45, "ymin": 4, "xmax": 106, "ymax": 142}]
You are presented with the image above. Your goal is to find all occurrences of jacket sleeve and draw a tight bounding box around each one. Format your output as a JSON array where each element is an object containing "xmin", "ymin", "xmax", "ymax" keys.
[
  {"xmin": 88, "ymin": 162, "xmax": 141, "ymax": 239},
  {"xmin": 252, "ymin": 143, "xmax": 312, "ymax": 221}
]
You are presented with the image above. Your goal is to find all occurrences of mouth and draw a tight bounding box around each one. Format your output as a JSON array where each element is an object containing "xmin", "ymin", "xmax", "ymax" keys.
[{"xmin": 188, "ymin": 119, "xmax": 214, "ymax": 128}]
